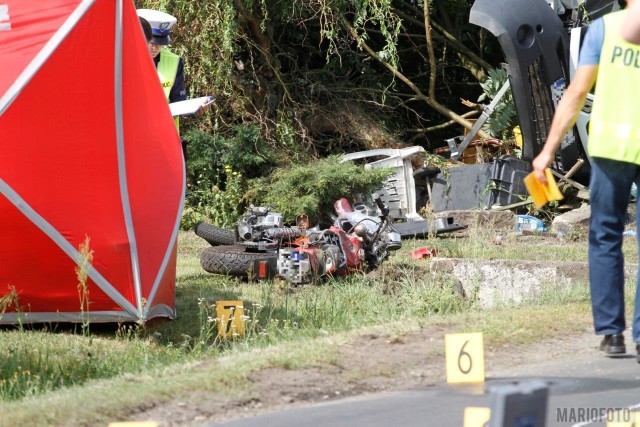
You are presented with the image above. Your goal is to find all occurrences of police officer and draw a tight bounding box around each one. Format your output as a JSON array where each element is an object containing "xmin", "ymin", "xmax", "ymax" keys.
[
  {"xmin": 532, "ymin": 0, "xmax": 640, "ymax": 361},
  {"xmin": 137, "ymin": 9, "xmax": 188, "ymax": 156},
  {"xmin": 139, "ymin": 16, "xmax": 152, "ymax": 43},
  {"xmin": 622, "ymin": 0, "xmax": 640, "ymax": 43}
]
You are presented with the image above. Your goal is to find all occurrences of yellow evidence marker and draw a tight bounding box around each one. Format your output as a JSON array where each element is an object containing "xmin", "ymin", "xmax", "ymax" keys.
[
  {"xmin": 607, "ymin": 410, "xmax": 640, "ymax": 426},
  {"xmin": 463, "ymin": 407, "xmax": 491, "ymax": 427},
  {"xmin": 108, "ymin": 422, "xmax": 158, "ymax": 427},
  {"xmin": 445, "ymin": 332, "xmax": 485, "ymax": 383},
  {"xmin": 216, "ymin": 300, "xmax": 245, "ymax": 337}
]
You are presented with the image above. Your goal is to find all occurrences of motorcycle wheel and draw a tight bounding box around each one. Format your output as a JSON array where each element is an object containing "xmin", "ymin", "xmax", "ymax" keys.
[
  {"xmin": 194, "ymin": 221, "xmax": 236, "ymax": 246},
  {"xmin": 200, "ymin": 245, "xmax": 276, "ymax": 277}
]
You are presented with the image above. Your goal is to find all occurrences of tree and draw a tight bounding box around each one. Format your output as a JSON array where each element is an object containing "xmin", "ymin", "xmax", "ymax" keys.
[{"xmin": 137, "ymin": 0, "xmax": 502, "ymax": 155}]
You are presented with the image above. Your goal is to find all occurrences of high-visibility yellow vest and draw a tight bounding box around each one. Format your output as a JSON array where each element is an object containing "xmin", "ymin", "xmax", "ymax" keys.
[
  {"xmin": 589, "ymin": 10, "xmax": 640, "ymax": 164},
  {"xmin": 157, "ymin": 48, "xmax": 181, "ymax": 132}
]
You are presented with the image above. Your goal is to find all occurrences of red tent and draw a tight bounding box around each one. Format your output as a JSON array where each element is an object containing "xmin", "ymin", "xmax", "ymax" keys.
[{"xmin": 0, "ymin": 0, "xmax": 185, "ymax": 323}]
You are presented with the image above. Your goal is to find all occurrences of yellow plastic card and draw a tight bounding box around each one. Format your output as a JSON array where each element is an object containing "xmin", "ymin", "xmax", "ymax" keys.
[
  {"xmin": 445, "ymin": 332, "xmax": 485, "ymax": 383},
  {"xmin": 524, "ymin": 168, "xmax": 564, "ymax": 209},
  {"xmin": 463, "ymin": 407, "xmax": 491, "ymax": 427}
]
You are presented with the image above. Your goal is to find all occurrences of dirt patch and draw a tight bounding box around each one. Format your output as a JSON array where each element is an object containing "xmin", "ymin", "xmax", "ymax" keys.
[{"xmin": 127, "ymin": 321, "xmax": 595, "ymax": 426}]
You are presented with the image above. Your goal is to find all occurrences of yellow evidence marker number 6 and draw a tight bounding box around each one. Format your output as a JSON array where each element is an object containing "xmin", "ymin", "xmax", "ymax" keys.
[
  {"xmin": 458, "ymin": 340, "xmax": 473, "ymax": 374},
  {"xmin": 445, "ymin": 332, "xmax": 485, "ymax": 383}
]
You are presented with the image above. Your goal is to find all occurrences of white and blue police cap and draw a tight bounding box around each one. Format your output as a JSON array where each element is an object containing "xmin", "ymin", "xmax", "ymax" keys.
[{"xmin": 136, "ymin": 9, "xmax": 176, "ymax": 45}]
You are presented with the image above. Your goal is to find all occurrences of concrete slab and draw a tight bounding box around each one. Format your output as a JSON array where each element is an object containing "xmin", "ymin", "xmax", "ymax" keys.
[{"xmin": 430, "ymin": 258, "xmax": 637, "ymax": 308}]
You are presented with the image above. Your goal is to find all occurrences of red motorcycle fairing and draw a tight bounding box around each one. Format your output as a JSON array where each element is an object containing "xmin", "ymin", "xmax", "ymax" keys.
[
  {"xmin": 328, "ymin": 226, "xmax": 363, "ymax": 271},
  {"xmin": 334, "ymin": 198, "xmax": 354, "ymax": 216}
]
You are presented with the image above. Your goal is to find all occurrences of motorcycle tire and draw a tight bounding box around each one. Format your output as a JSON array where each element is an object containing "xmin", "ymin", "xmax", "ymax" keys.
[
  {"xmin": 194, "ymin": 221, "xmax": 236, "ymax": 246},
  {"xmin": 200, "ymin": 245, "xmax": 276, "ymax": 277}
]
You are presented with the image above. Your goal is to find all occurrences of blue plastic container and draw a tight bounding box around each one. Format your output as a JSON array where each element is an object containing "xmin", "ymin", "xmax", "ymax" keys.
[{"xmin": 515, "ymin": 215, "xmax": 546, "ymax": 232}]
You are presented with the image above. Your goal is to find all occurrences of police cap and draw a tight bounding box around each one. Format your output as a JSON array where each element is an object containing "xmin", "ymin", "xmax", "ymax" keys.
[{"xmin": 136, "ymin": 9, "xmax": 176, "ymax": 45}]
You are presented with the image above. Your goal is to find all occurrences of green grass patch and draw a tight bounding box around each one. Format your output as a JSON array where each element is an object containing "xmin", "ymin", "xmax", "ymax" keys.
[
  {"xmin": 0, "ymin": 328, "xmax": 185, "ymax": 401},
  {"xmin": 0, "ymin": 231, "xmax": 467, "ymax": 403},
  {"xmin": 398, "ymin": 228, "xmax": 638, "ymax": 263}
]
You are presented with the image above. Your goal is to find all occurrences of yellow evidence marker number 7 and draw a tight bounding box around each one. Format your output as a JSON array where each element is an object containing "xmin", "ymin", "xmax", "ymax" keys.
[{"xmin": 216, "ymin": 300, "xmax": 245, "ymax": 338}]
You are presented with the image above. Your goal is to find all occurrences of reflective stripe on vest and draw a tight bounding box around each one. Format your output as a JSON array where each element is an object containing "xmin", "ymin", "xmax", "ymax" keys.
[
  {"xmin": 589, "ymin": 10, "xmax": 640, "ymax": 164},
  {"xmin": 157, "ymin": 49, "xmax": 181, "ymax": 132}
]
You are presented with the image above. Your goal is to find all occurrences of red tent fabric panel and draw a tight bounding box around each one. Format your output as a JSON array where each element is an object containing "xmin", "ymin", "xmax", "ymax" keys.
[
  {"xmin": 0, "ymin": 0, "xmax": 183, "ymax": 321},
  {"xmin": 149, "ymin": 243, "xmax": 177, "ymax": 310},
  {"xmin": 0, "ymin": 0, "xmax": 82, "ymax": 98},
  {"xmin": 120, "ymin": 0, "xmax": 184, "ymax": 301},
  {"xmin": 0, "ymin": 197, "xmax": 123, "ymax": 313},
  {"xmin": 0, "ymin": 0, "xmax": 136, "ymax": 305}
]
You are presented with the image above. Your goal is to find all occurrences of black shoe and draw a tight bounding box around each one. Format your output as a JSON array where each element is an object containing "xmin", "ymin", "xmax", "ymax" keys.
[
  {"xmin": 600, "ymin": 333, "xmax": 626, "ymax": 355},
  {"xmin": 636, "ymin": 344, "xmax": 640, "ymax": 363}
]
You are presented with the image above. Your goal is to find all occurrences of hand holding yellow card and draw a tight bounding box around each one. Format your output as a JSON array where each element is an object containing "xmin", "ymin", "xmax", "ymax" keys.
[{"xmin": 524, "ymin": 168, "xmax": 564, "ymax": 209}]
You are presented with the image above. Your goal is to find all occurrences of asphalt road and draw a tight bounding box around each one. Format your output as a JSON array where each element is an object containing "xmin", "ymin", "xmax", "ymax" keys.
[{"xmin": 212, "ymin": 343, "xmax": 640, "ymax": 427}]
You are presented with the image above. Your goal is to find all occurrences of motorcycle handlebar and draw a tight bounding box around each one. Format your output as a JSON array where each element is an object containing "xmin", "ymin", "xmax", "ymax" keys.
[{"xmin": 373, "ymin": 194, "xmax": 389, "ymax": 217}]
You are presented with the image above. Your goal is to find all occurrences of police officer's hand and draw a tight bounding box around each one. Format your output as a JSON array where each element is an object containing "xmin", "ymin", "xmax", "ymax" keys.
[
  {"xmin": 532, "ymin": 150, "xmax": 554, "ymax": 185},
  {"xmin": 195, "ymin": 101, "xmax": 213, "ymax": 117}
]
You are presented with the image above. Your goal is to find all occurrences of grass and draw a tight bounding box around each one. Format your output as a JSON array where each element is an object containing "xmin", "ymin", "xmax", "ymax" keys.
[
  {"xmin": 0, "ymin": 232, "xmax": 469, "ymax": 404},
  {"xmin": 0, "ymin": 226, "xmax": 633, "ymax": 426},
  {"xmin": 0, "ymin": 337, "xmax": 339, "ymax": 426},
  {"xmin": 398, "ymin": 226, "xmax": 639, "ymax": 263}
]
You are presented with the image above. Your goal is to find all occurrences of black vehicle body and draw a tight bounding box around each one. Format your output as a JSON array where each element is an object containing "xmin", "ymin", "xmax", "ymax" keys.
[{"xmin": 470, "ymin": 0, "xmax": 621, "ymax": 184}]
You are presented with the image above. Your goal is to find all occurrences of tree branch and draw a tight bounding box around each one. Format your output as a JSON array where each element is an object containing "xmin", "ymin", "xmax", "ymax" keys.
[
  {"xmin": 423, "ymin": 0, "xmax": 437, "ymax": 100},
  {"xmin": 343, "ymin": 18, "xmax": 490, "ymax": 139},
  {"xmin": 234, "ymin": 0, "xmax": 269, "ymax": 50},
  {"xmin": 405, "ymin": 110, "xmax": 480, "ymax": 134},
  {"xmin": 392, "ymin": 4, "xmax": 492, "ymax": 78}
]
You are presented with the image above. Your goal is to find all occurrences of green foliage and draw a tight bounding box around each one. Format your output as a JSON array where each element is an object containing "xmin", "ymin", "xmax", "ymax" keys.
[
  {"xmin": 135, "ymin": 0, "xmax": 495, "ymax": 155},
  {"xmin": 184, "ymin": 129, "xmax": 218, "ymax": 196},
  {"xmin": 181, "ymin": 126, "xmax": 285, "ymax": 229},
  {"xmin": 350, "ymin": 0, "xmax": 402, "ymax": 67},
  {"xmin": 526, "ymin": 199, "xmax": 562, "ymax": 224},
  {"xmin": 137, "ymin": 0, "xmax": 237, "ymax": 110},
  {"xmin": 185, "ymin": 126, "xmax": 281, "ymax": 186},
  {"xmin": 223, "ymin": 126, "xmax": 283, "ymax": 178},
  {"xmin": 478, "ymin": 66, "xmax": 517, "ymax": 139},
  {"xmin": 182, "ymin": 166, "xmax": 245, "ymax": 230},
  {"xmin": 250, "ymin": 156, "xmax": 394, "ymax": 224}
]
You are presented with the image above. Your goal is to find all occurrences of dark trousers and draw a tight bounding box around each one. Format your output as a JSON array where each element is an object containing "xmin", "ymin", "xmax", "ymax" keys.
[{"xmin": 588, "ymin": 157, "xmax": 640, "ymax": 342}]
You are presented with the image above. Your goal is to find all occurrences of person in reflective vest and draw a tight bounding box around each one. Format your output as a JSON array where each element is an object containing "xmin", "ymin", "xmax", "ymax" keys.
[
  {"xmin": 533, "ymin": 0, "xmax": 640, "ymax": 362},
  {"xmin": 139, "ymin": 16, "xmax": 152, "ymax": 44},
  {"xmin": 137, "ymin": 9, "xmax": 188, "ymax": 158}
]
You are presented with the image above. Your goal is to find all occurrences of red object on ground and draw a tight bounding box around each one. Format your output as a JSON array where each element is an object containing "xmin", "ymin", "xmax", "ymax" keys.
[
  {"xmin": 409, "ymin": 248, "xmax": 437, "ymax": 260},
  {"xmin": 0, "ymin": 0, "xmax": 184, "ymax": 323}
]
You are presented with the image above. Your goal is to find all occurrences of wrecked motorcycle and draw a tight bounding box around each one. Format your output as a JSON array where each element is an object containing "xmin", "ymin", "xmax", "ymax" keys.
[{"xmin": 198, "ymin": 196, "xmax": 401, "ymax": 284}]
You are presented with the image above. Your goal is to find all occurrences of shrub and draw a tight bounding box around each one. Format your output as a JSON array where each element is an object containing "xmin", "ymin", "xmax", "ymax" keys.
[
  {"xmin": 248, "ymin": 155, "xmax": 393, "ymax": 224},
  {"xmin": 181, "ymin": 166, "xmax": 245, "ymax": 230},
  {"xmin": 184, "ymin": 125, "xmax": 282, "ymax": 194},
  {"xmin": 181, "ymin": 126, "xmax": 284, "ymax": 229}
]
